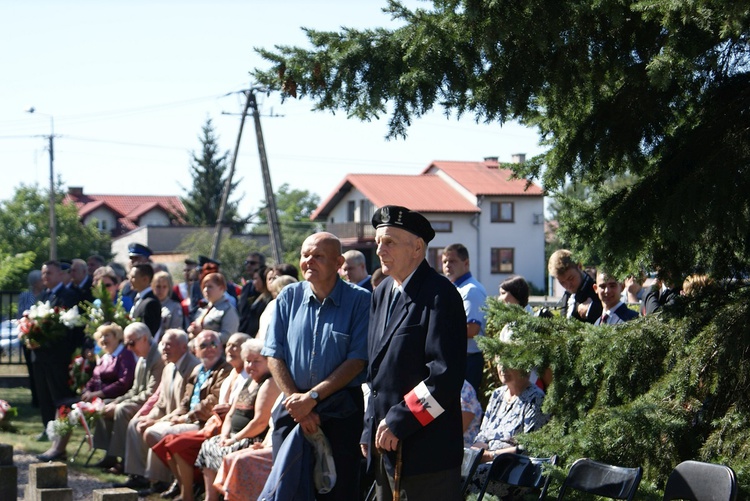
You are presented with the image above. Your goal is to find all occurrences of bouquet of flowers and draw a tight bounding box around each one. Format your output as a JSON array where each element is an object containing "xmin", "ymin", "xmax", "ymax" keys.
[
  {"xmin": 0, "ymin": 399, "xmax": 18, "ymax": 431},
  {"xmin": 18, "ymin": 301, "xmax": 84, "ymax": 349},
  {"xmin": 68, "ymin": 348, "xmax": 96, "ymax": 395},
  {"xmin": 82, "ymin": 283, "xmax": 132, "ymax": 337},
  {"xmin": 46, "ymin": 397, "xmax": 104, "ymax": 449}
]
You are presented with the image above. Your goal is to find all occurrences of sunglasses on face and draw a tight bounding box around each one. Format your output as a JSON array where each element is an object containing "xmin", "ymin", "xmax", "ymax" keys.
[
  {"xmin": 101, "ymin": 282, "xmax": 116, "ymax": 287},
  {"xmin": 199, "ymin": 341, "xmax": 218, "ymax": 350},
  {"xmin": 244, "ymin": 260, "xmax": 259, "ymax": 266},
  {"xmin": 125, "ymin": 339, "xmax": 137, "ymax": 348}
]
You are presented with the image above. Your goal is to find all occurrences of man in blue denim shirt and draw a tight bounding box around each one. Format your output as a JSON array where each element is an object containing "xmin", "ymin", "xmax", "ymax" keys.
[{"xmin": 262, "ymin": 231, "xmax": 370, "ymax": 500}]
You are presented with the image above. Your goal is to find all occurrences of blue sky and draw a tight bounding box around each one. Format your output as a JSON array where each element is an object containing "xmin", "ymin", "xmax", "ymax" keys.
[{"xmin": 1, "ymin": 1, "xmax": 546, "ymax": 218}]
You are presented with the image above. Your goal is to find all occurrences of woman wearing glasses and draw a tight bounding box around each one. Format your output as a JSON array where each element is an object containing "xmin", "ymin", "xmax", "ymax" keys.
[{"xmin": 93, "ymin": 266, "xmax": 133, "ymax": 312}]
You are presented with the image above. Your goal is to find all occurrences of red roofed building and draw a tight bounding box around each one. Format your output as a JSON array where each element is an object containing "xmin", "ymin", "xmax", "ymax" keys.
[
  {"xmin": 312, "ymin": 156, "xmax": 546, "ymax": 292},
  {"xmin": 65, "ymin": 187, "xmax": 187, "ymax": 237}
]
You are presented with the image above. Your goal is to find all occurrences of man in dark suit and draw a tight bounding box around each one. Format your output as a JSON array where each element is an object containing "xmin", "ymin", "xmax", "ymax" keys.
[
  {"xmin": 32, "ymin": 260, "xmax": 82, "ymax": 440},
  {"xmin": 69, "ymin": 258, "xmax": 94, "ymax": 304},
  {"xmin": 129, "ymin": 263, "xmax": 161, "ymax": 337},
  {"xmin": 548, "ymin": 249, "xmax": 603, "ymax": 323},
  {"xmin": 642, "ymin": 276, "xmax": 678, "ymax": 315},
  {"xmin": 362, "ymin": 206, "xmax": 467, "ymax": 501},
  {"xmin": 238, "ymin": 251, "xmax": 265, "ymax": 334},
  {"xmin": 593, "ymin": 271, "xmax": 639, "ymax": 325},
  {"xmin": 342, "ymin": 249, "xmax": 373, "ymax": 292}
]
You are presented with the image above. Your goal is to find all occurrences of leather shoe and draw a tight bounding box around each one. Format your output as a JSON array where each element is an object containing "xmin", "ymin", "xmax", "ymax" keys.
[
  {"xmin": 36, "ymin": 450, "xmax": 66, "ymax": 462},
  {"xmin": 90, "ymin": 455, "xmax": 118, "ymax": 469},
  {"xmin": 113, "ymin": 474, "xmax": 150, "ymax": 489},
  {"xmin": 160, "ymin": 480, "xmax": 180, "ymax": 498}
]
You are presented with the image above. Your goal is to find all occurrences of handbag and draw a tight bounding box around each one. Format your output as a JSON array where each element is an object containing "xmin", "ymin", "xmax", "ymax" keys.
[{"xmin": 202, "ymin": 412, "xmax": 223, "ymax": 438}]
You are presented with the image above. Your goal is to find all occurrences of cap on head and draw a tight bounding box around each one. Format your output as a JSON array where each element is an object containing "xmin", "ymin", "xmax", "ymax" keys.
[
  {"xmin": 184, "ymin": 258, "xmax": 197, "ymax": 266},
  {"xmin": 59, "ymin": 259, "xmax": 72, "ymax": 271},
  {"xmin": 198, "ymin": 255, "xmax": 221, "ymax": 267},
  {"xmin": 128, "ymin": 243, "xmax": 153, "ymax": 258},
  {"xmin": 371, "ymin": 205, "xmax": 435, "ymax": 243}
]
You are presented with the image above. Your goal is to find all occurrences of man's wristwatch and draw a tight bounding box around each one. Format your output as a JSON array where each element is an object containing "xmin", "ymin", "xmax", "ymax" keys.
[{"xmin": 309, "ymin": 390, "xmax": 321, "ymax": 403}]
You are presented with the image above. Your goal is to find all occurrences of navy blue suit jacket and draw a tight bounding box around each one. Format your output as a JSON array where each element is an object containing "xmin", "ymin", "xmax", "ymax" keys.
[
  {"xmin": 131, "ymin": 290, "xmax": 161, "ymax": 336},
  {"xmin": 595, "ymin": 303, "xmax": 638, "ymax": 325},
  {"xmin": 363, "ymin": 260, "xmax": 467, "ymax": 476}
]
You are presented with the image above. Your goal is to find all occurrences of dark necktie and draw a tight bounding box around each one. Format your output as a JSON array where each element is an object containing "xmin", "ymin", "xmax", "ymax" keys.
[
  {"xmin": 600, "ymin": 313, "xmax": 609, "ymax": 325},
  {"xmin": 386, "ymin": 289, "xmax": 401, "ymax": 326}
]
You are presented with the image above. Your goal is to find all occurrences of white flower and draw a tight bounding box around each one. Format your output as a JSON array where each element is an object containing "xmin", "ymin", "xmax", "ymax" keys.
[
  {"xmin": 60, "ymin": 305, "xmax": 83, "ymax": 328},
  {"xmin": 46, "ymin": 420, "xmax": 61, "ymax": 441},
  {"xmin": 29, "ymin": 301, "xmax": 53, "ymax": 320},
  {"xmin": 68, "ymin": 408, "xmax": 81, "ymax": 424}
]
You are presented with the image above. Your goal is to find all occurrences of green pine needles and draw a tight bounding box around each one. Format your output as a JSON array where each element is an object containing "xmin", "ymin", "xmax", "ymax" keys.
[{"xmin": 479, "ymin": 284, "xmax": 750, "ymax": 498}]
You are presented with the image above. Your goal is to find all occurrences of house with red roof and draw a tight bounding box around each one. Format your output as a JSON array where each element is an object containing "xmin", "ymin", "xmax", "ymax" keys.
[
  {"xmin": 312, "ymin": 156, "xmax": 546, "ymax": 293},
  {"xmin": 65, "ymin": 187, "xmax": 187, "ymax": 237}
]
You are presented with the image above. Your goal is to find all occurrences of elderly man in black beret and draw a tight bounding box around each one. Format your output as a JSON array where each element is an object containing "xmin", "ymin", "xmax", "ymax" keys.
[{"xmin": 361, "ymin": 205, "xmax": 467, "ymax": 501}]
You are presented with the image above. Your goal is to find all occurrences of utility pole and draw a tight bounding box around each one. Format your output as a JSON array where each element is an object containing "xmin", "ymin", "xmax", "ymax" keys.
[
  {"xmin": 212, "ymin": 87, "xmax": 283, "ymax": 264},
  {"xmin": 249, "ymin": 90, "xmax": 284, "ymax": 264},
  {"xmin": 210, "ymin": 90, "xmax": 251, "ymax": 259},
  {"xmin": 27, "ymin": 108, "xmax": 57, "ymax": 260}
]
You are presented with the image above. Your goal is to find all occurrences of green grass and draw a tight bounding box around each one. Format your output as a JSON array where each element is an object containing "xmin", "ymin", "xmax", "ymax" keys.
[{"xmin": 2, "ymin": 385, "xmax": 169, "ymax": 500}]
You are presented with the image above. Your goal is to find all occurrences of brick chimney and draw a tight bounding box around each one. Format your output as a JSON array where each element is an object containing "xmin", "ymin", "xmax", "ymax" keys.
[
  {"xmin": 511, "ymin": 153, "xmax": 526, "ymax": 164},
  {"xmin": 68, "ymin": 187, "xmax": 83, "ymax": 197}
]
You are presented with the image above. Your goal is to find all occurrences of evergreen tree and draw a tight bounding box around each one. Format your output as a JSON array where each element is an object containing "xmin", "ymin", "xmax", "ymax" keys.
[
  {"xmin": 181, "ymin": 119, "xmax": 246, "ymax": 233},
  {"xmin": 253, "ymin": 0, "xmax": 750, "ymax": 283},
  {"xmin": 252, "ymin": 1, "xmax": 750, "ymax": 496}
]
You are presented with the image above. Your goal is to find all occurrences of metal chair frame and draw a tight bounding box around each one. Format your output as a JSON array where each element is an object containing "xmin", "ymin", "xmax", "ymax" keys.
[{"xmin": 476, "ymin": 452, "xmax": 558, "ymax": 501}]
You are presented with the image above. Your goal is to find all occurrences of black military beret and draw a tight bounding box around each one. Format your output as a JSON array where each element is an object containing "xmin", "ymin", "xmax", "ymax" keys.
[{"xmin": 371, "ymin": 205, "xmax": 435, "ymax": 243}]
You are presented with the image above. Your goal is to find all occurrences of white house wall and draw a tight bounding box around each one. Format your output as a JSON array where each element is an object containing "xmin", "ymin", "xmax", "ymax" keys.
[
  {"xmin": 426, "ymin": 198, "xmax": 544, "ymax": 296},
  {"xmin": 327, "ymin": 188, "xmax": 373, "ymax": 223},
  {"xmin": 82, "ymin": 207, "xmax": 117, "ymax": 232},
  {"xmin": 476, "ymin": 196, "xmax": 545, "ymax": 293},
  {"xmin": 138, "ymin": 209, "xmax": 170, "ymax": 227}
]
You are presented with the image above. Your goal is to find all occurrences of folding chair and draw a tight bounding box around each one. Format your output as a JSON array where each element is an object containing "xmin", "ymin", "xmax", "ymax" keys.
[
  {"xmin": 460, "ymin": 447, "xmax": 485, "ymax": 497},
  {"xmin": 663, "ymin": 460, "xmax": 737, "ymax": 501},
  {"xmin": 556, "ymin": 458, "xmax": 642, "ymax": 501},
  {"xmin": 476, "ymin": 452, "xmax": 557, "ymax": 501}
]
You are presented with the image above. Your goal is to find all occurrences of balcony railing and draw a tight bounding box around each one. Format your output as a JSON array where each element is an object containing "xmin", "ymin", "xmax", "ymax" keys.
[{"xmin": 324, "ymin": 222, "xmax": 376, "ymax": 241}]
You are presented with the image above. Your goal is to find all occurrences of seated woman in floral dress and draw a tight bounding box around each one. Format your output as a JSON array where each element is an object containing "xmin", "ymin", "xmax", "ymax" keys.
[
  {"xmin": 197, "ymin": 338, "xmax": 280, "ymax": 501},
  {"xmin": 468, "ymin": 358, "xmax": 547, "ymax": 498}
]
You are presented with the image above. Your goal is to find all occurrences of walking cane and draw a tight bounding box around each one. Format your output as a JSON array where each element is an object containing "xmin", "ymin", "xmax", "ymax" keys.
[{"xmin": 393, "ymin": 442, "xmax": 403, "ymax": 501}]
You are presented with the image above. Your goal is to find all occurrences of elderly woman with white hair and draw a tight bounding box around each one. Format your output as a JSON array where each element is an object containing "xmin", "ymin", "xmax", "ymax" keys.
[
  {"xmin": 467, "ymin": 358, "xmax": 548, "ymax": 497},
  {"xmin": 200, "ymin": 338, "xmax": 280, "ymax": 501}
]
